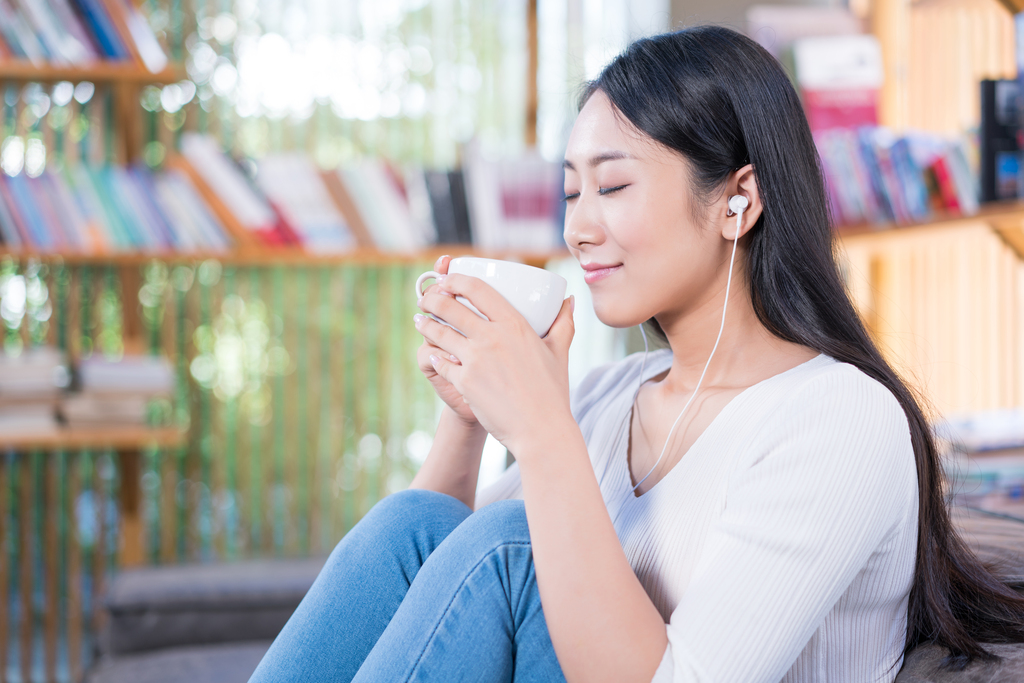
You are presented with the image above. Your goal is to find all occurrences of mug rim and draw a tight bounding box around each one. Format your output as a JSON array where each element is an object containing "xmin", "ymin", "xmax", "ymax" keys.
[{"xmin": 449, "ymin": 256, "xmax": 564, "ymax": 280}]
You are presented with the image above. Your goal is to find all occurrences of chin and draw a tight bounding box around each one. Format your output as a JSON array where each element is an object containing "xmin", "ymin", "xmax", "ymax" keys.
[{"xmin": 590, "ymin": 296, "xmax": 651, "ymax": 329}]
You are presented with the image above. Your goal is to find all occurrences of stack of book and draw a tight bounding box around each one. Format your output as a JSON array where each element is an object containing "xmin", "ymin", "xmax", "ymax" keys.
[
  {"xmin": 816, "ymin": 127, "xmax": 979, "ymax": 227},
  {"xmin": 61, "ymin": 353, "xmax": 174, "ymax": 427},
  {"xmin": 0, "ymin": 346, "xmax": 68, "ymax": 436},
  {"xmin": 0, "ymin": 163, "xmax": 233, "ymax": 252},
  {"xmin": 0, "ymin": 0, "xmax": 167, "ymax": 71}
]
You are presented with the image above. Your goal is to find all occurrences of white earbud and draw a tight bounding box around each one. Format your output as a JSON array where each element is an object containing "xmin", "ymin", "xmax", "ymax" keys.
[
  {"xmin": 727, "ymin": 194, "xmax": 748, "ymax": 216},
  {"xmin": 727, "ymin": 195, "xmax": 748, "ymax": 240}
]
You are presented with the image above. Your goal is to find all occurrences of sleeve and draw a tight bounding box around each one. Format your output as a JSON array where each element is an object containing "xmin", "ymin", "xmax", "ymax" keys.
[{"xmin": 652, "ymin": 369, "xmax": 917, "ymax": 683}]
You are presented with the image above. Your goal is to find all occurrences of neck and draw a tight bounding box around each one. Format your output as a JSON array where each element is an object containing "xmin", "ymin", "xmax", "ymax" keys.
[{"xmin": 652, "ymin": 263, "xmax": 809, "ymax": 396}]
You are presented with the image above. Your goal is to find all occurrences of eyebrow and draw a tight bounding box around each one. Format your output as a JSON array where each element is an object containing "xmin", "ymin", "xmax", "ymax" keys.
[{"xmin": 562, "ymin": 151, "xmax": 634, "ymax": 171}]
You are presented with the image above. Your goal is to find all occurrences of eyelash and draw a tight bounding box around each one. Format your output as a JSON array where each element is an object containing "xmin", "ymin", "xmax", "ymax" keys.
[{"xmin": 561, "ymin": 184, "xmax": 629, "ymax": 202}]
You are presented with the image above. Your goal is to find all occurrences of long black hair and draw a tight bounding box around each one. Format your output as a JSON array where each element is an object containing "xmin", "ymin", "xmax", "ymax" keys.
[{"xmin": 584, "ymin": 26, "xmax": 1024, "ymax": 668}]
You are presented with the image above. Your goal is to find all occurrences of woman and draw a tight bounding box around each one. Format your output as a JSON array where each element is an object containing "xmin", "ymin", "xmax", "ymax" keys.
[{"xmin": 249, "ymin": 26, "xmax": 1024, "ymax": 683}]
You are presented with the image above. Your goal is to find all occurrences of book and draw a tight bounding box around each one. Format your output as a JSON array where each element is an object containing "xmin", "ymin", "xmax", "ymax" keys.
[
  {"xmin": 14, "ymin": 0, "xmax": 95, "ymax": 64},
  {"xmin": 0, "ymin": 162, "xmax": 232, "ymax": 253},
  {"xmin": 792, "ymin": 34, "xmax": 882, "ymax": 134},
  {"xmin": 0, "ymin": 347, "xmax": 70, "ymax": 398},
  {"xmin": 0, "ymin": 402, "xmax": 59, "ymax": 435},
  {"xmin": 70, "ymin": 0, "xmax": 129, "ymax": 60},
  {"xmin": 979, "ymin": 79, "xmax": 1020, "ymax": 203},
  {"xmin": 255, "ymin": 154, "xmax": 356, "ymax": 252},
  {"xmin": 101, "ymin": 0, "xmax": 165, "ymax": 71},
  {"xmin": 319, "ymin": 168, "xmax": 376, "ymax": 248},
  {"xmin": 180, "ymin": 133, "xmax": 296, "ymax": 246},
  {"xmin": 815, "ymin": 126, "xmax": 979, "ymax": 227},
  {"xmin": 77, "ymin": 353, "xmax": 174, "ymax": 394},
  {"xmin": 425, "ymin": 170, "xmax": 473, "ymax": 245},
  {"xmin": 0, "ymin": 0, "xmax": 42, "ymax": 61},
  {"xmin": 61, "ymin": 392, "xmax": 152, "ymax": 425},
  {"xmin": 463, "ymin": 143, "xmax": 563, "ymax": 251},
  {"xmin": 335, "ymin": 161, "xmax": 427, "ymax": 252}
]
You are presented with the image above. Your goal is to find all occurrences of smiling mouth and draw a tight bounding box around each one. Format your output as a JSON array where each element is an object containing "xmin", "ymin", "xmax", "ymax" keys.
[{"xmin": 583, "ymin": 265, "xmax": 621, "ymax": 284}]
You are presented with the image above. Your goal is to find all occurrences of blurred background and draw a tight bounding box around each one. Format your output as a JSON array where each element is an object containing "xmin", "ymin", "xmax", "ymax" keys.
[{"xmin": 1, "ymin": 0, "xmax": 1024, "ymax": 681}]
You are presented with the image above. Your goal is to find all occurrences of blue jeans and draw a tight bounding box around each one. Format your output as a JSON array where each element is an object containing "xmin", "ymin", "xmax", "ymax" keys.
[{"xmin": 248, "ymin": 489, "xmax": 567, "ymax": 682}]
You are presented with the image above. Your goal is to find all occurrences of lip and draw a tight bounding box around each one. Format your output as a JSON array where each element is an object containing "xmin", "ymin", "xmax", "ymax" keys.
[{"xmin": 582, "ymin": 263, "xmax": 621, "ymax": 284}]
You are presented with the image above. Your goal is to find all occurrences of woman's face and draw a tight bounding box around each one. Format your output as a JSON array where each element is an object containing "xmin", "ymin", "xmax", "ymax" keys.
[{"xmin": 563, "ymin": 90, "xmax": 731, "ymax": 329}]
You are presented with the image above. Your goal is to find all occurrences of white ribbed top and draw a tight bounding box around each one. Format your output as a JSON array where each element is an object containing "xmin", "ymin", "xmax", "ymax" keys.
[{"xmin": 477, "ymin": 351, "xmax": 919, "ymax": 683}]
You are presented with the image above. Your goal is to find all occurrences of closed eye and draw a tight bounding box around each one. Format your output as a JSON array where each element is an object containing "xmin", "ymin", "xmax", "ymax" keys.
[
  {"xmin": 562, "ymin": 192, "xmax": 580, "ymax": 202},
  {"xmin": 598, "ymin": 184, "xmax": 629, "ymax": 195}
]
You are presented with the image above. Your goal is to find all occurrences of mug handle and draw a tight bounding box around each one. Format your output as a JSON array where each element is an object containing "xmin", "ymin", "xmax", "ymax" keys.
[{"xmin": 415, "ymin": 270, "xmax": 441, "ymax": 299}]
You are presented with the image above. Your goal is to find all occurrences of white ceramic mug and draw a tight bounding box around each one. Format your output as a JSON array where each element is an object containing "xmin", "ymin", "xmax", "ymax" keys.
[{"xmin": 415, "ymin": 257, "xmax": 568, "ymax": 337}]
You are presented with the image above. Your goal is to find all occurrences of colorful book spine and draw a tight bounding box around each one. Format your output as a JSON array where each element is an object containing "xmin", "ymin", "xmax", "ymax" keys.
[{"xmin": 70, "ymin": 0, "xmax": 129, "ymax": 59}]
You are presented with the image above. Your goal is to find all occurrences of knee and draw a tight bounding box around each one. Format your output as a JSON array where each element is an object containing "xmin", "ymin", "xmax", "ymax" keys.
[
  {"xmin": 370, "ymin": 488, "xmax": 472, "ymax": 526},
  {"xmin": 452, "ymin": 499, "xmax": 531, "ymax": 547},
  {"xmin": 331, "ymin": 489, "xmax": 472, "ymax": 558}
]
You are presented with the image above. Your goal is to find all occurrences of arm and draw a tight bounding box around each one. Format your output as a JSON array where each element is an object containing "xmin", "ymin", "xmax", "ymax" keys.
[
  {"xmin": 408, "ymin": 406, "xmax": 488, "ymax": 509},
  {"xmin": 512, "ymin": 424, "xmax": 668, "ymax": 683}
]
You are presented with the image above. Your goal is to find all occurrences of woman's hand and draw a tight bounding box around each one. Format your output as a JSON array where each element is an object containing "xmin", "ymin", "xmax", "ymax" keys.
[
  {"xmin": 415, "ymin": 255, "xmax": 478, "ymax": 427},
  {"xmin": 414, "ymin": 272, "xmax": 576, "ymax": 455}
]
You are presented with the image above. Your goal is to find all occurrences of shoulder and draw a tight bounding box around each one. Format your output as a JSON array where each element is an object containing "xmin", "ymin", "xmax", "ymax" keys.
[
  {"xmin": 748, "ymin": 355, "xmax": 915, "ymax": 483},
  {"xmin": 775, "ymin": 356, "xmax": 908, "ymax": 429}
]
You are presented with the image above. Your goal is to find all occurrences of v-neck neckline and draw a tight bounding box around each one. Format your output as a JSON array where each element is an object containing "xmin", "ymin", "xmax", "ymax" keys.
[{"xmin": 618, "ymin": 351, "xmax": 828, "ymax": 500}]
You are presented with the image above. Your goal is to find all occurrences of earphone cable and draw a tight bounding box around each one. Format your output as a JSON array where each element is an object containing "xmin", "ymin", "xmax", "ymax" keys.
[{"xmin": 629, "ymin": 209, "xmax": 742, "ymax": 493}]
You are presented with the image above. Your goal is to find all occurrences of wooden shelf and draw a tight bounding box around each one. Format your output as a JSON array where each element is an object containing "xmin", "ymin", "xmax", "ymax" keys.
[
  {"xmin": 0, "ymin": 246, "xmax": 573, "ymax": 268},
  {"xmin": 0, "ymin": 425, "xmax": 186, "ymax": 451},
  {"xmin": 836, "ymin": 200, "xmax": 1024, "ymax": 238},
  {"xmin": 0, "ymin": 60, "xmax": 187, "ymax": 84}
]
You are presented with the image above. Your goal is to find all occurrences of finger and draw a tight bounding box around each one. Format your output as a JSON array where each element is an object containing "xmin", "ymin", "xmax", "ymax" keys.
[
  {"xmin": 434, "ymin": 254, "xmax": 452, "ymax": 275},
  {"xmin": 414, "ymin": 312, "xmax": 469, "ymax": 356},
  {"xmin": 418, "ymin": 341, "xmax": 460, "ymax": 369},
  {"xmin": 437, "ymin": 274, "xmax": 518, "ymax": 323},
  {"xmin": 428, "ymin": 352, "xmax": 462, "ymax": 389},
  {"xmin": 418, "ymin": 290, "xmax": 488, "ymax": 337},
  {"xmin": 544, "ymin": 296, "xmax": 575, "ymax": 356}
]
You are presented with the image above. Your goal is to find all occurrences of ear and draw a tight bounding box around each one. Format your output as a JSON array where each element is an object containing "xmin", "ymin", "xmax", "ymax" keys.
[{"xmin": 719, "ymin": 164, "xmax": 762, "ymax": 241}]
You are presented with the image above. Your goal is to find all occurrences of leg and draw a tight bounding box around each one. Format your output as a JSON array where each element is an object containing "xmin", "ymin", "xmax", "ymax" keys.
[
  {"xmin": 352, "ymin": 500, "xmax": 567, "ymax": 683},
  {"xmin": 248, "ymin": 489, "xmax": 472, "ymax": 683}
]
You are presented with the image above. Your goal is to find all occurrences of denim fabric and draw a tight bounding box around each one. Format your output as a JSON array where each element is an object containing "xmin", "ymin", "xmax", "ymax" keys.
[{"xmin": 248, "ymin": 489, "xmax": 567, "ymax": 683}]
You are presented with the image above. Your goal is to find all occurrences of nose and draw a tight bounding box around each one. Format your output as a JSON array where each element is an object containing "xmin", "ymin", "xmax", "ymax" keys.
[{"xmin": 563, "ymin": 194, "xmax": 604, "ymax": 252}]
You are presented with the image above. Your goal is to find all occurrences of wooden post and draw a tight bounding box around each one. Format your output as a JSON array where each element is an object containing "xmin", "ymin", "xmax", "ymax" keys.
[
  {"xmin": 119, "ymin": 266, "xmax": 146, "ymax": 355},
  {"xmin": 526, "ymin": 0, "xmax": 539, "ymax": 147},
  {"xmin": 44, "ymin": 456, "xmax": 59, "ymax": 683},
  {"xmin": 67, "ymin": 453, "xmax": 82, "ymax": 683},
  {"xmin": 0, "ymin": 454, "xmax": 8, "ymax": 683},
  {"xmin": 118, "ymin": 449, "xmax": 145, "ymax": 567},
  {"xmin": 19, "ymin": 456, "xmax": 33, "ymax": 683},
  {"xmin": 114, "ymin": 82, "xmax": 143, "ymax": 165},
  {"xmin": 93, "ymin": 453, "xmax": 106, "ymax": 634},
  {"xmin": 872, "ymin": 0, "xmax": 911, "ymax": 130}
]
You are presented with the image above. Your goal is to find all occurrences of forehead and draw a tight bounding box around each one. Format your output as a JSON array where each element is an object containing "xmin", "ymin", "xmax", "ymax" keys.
[{"xmin": 565, "ymin": 90, "xmax": 677, "ymax": 168}]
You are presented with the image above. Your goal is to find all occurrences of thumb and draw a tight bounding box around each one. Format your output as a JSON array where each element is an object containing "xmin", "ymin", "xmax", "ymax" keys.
[{"xmin": 544, "ymin": 295, "xmax": 575, "ymax": 356}]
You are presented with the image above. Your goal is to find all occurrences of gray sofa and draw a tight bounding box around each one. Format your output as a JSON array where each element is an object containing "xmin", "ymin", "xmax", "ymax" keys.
[{"xmin": 86, "ymin": 507, "xmax": 1024, "ymax": 683}]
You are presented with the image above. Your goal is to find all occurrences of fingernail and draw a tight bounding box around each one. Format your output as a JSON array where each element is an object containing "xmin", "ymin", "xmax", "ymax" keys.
[
  {"xmin": 436, "ymin": 274, "xmax": 447, "ymax": 284},
  {"xmin": 449, "ymin": 354, "xmax": 459, "ymax": 363},
  {"xmin": 413, "ymin": 314, "xmax": 425, "ymax": 326},
  {"xmin": 429, "ymin": 354, "xmax": 440, "ymax": 366},
  {"xmin": 570, "ymin": 295, "xmax": 575, "ymax": 313}
]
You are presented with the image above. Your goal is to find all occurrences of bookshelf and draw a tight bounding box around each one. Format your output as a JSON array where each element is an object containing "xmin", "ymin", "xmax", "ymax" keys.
[
  {"xmin": 0, "ymin": 424, "xmax": 184, "ymax": 451},
  {"xmin": 838, "ymin": 202, "xmax": 1024, "ymax": 418},
  {"xmin": 0, "ymin": 61, "xmax": 186, "ymax": 84}
]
